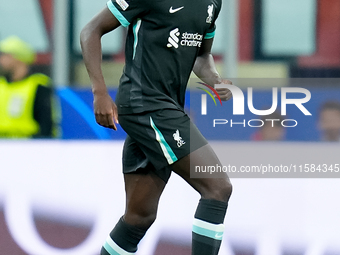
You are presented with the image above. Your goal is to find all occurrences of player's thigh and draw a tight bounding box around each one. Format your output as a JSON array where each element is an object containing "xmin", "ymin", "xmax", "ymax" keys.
[
  {"xmin": 122, "ymin": 135, "xmax": 167, "ymax": 226},
  {"xmin": 171, "ymin": 143, "xmax": 232, "ymax": 202}
]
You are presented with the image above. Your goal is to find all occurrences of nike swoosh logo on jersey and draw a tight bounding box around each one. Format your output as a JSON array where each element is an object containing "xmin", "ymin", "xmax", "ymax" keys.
[{"xmin": 169, "ymin": 6, "xmax": 184, "ymax": 13}]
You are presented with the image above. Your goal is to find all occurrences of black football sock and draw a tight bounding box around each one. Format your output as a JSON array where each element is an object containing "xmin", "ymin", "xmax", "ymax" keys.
[
  {"xmin": 192, "ymin": 199, "xmax": 228, "ymax": 255},
  {"xmin": 101, "ymin": 217, "xmax": 147, "ymax": 255}
]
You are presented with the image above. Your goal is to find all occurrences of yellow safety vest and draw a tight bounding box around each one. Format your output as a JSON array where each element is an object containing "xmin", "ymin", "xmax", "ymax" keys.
[{"xmin": 0, "ymin": 73, "xmax": 50, "ymax": 138}]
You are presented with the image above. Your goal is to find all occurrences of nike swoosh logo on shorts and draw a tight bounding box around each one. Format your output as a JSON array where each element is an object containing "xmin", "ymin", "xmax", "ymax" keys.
[{"xmin": 169, "ymin": 6, "xmax": 184, "ymax": 13}]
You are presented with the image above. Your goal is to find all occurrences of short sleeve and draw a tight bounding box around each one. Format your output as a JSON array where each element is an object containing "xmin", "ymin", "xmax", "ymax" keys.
[
  {"xmin": 107, "ymin": 0, "xmax": 148, "ymax": 27},
  {"xmin": 204, "ymin": 23, "xmax": 216, "ymax": 39}
]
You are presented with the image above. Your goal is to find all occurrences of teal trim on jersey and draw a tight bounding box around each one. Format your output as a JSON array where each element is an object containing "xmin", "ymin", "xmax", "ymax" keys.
[
  {"xmin": 192, "ymin": 225, "xmax": 224, "ymax": 240},
  {"xmin": 107, "ymin": 1, "xmax": 130, "ymax": 27},
  {"xmin": 204, "ymin": 31, "xmax": 215, "ymax": 39},
  {"xmin": 132, "ymin": 19, "xmax": 142, "ymax": 59},
  {"xmin": 150, "ymin": 117, "xmax": 178, "ymax": 164}
]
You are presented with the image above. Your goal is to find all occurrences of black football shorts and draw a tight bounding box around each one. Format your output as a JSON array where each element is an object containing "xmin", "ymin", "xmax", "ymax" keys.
[{"xmin": 118, "ymin": 108, "xmax": 208, "ymax": 182}]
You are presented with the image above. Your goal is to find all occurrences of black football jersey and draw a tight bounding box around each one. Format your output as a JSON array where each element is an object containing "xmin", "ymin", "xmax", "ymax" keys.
[{"xmin": 107, "ymin": 0, "xmax": 221, "ymax": 114}]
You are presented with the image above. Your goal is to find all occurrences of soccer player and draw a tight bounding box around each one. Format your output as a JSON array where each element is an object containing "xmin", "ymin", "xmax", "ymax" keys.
[{"xmin": 80, "ymin": 0, "xmax": 233, "ymax": 254}]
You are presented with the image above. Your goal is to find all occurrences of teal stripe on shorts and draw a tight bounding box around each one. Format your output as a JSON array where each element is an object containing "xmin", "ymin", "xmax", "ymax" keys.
[{"xmin": 150, "ymin": 117, "xmax": 178, "ymax": 164}]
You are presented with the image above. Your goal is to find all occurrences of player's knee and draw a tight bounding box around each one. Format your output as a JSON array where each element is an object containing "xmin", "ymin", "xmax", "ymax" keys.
[
  {"xmin": 125, "ymin": 211, "xmax": 157, "ymax": 229},
  {"xmin": 137, "ymin": 212, "xmax": 157, "ymax": 229},
  {"xmin": 203, "ymin": 179, "xmax": 232, "ymax": 202},
  {"xmin": 142, "ymin": 212, "xmax": 157, "ymax": 228},
  {"xmin": 215, "ymin": 180, "xmax": 232, "ymax": 202},
  {"xmin": 221, "ymin": 180, "xmax": 233, "ymax": 201}
]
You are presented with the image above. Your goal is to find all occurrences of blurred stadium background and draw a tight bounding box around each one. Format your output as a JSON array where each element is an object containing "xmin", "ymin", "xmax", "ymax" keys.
[{"xmin": 1, "ymin": 0, "xmax": 340, "ymax": 254}]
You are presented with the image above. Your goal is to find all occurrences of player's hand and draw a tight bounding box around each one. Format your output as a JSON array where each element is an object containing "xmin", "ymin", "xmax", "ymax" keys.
[
  {"xmin": 93, "ymin": 92, "xmax": 118, "ymax": 130},
  {"xmin": 216, "ymin": 79, "xmax": 233, "ymax": 101}
]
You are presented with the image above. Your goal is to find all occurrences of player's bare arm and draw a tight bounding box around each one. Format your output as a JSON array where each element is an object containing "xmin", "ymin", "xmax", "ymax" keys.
[
  {"xmin": 80, "ymin": 8, "xmax": 120, "ymax": 130},
  {"xmin": 193, "ymin": 38, "xmax": 232, "ymax": 101}
]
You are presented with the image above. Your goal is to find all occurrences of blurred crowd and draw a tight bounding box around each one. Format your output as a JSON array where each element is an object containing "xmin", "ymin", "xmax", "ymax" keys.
[
  {"xmin": 0, "ymin": 36, "xmax": 59, "ymax": 139},
  {"xmin": 250, "ymin": 102, "xmax": 340, "ymax": 142}
]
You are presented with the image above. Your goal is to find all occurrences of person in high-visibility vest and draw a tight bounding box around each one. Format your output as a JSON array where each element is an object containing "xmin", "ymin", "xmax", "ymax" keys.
[{"xmin": 0, "ymin": 36, "xmax": 58, "ymax": 138}]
